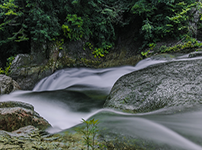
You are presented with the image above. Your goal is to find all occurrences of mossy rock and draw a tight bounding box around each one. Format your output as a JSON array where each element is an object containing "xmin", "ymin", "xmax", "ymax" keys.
[{"xmin": 0, "ymin": 101, "xmax": 50, "ymax": 132}]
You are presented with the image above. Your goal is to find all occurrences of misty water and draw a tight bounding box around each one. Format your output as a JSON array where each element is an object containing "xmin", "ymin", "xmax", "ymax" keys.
[{"xmin": 1, "ymin": 54, "xmax": 202, "ymax": 149}]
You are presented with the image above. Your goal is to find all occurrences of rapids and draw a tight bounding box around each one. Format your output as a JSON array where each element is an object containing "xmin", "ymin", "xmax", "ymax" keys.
[{"xmin": 0, "ymin": 53, "xmax": 202, "ymax": 149}]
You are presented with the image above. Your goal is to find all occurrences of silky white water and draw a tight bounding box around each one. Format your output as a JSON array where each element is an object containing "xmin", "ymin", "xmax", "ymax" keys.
[{"xmin": 0, "ymin": 54, "xmax": 202, "ymax": 149}]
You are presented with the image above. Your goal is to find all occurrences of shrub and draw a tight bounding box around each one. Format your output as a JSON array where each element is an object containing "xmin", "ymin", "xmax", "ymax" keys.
[
  {"xmin": 0, "ymin": 56, "xmax": 15, "ymax": 76},
  {"xmin": 81, "ymin": 118, "xmax": 99, "ymax": 150}
]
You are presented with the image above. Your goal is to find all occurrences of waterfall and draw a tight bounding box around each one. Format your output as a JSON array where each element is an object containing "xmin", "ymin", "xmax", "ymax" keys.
[{"xmin": 1, "ymin": 53, "xmax": 202, "ymax": 149}]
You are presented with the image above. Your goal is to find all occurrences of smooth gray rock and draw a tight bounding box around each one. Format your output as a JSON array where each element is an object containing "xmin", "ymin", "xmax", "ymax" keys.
[
  {"xmin": 9, "ymin": 54, "xmax": 52, "ymax": 90},
  {"xmin": 104, "ymin": 58, "xmax": 202, "ymax": 113},
  {"xmin": 0, "ymin": 75, "xmax": 20, "ymax": 95},
  {"xmin": 10, "ymin": 54, "xmax": 32, "ymax": 70}
]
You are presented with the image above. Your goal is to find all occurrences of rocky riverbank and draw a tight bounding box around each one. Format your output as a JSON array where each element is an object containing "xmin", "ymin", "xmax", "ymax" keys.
[
  {"xmin": 0, "ymin": 125, "xmax": 88, "ymax": 150},
  {"xmin": 1, "ymin": 48, "xmax": 202, "ymax": 149},
  {"xmin": 0, "ymin": 101, "xmax": 93, "ymax": 149}
]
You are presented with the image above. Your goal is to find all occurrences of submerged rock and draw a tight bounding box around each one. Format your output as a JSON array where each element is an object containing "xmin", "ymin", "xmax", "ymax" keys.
[
  {"xmin": 0, "ymin": 101, "xmax": 50, "ymax": 132},
  {"xmin": 0, "ymin": 75, "xmax": 20, "ymax": 95},
  {"xmin": 104, "ymin": 58, "xmax": 202, "ymax": 113}
]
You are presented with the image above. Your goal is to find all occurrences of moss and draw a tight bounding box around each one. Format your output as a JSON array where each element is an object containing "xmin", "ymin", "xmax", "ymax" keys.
[
  {"xmin": 142, "ymin": 39, "xmax": 202, "ymax": 58},
  {"xmin": 0, "ymin": 101, "xmax": 34, "ymax": 110},
  {"xmin": 80, "ymin": 58, "xmax": 101, "ymax": 67},
  {"xmin": 98, "ymin": 49, "xmax": 142, "ymax": 68},
  {"xmin": 0, "ymin": 127, "xmax": 87, "ymax": 150}
]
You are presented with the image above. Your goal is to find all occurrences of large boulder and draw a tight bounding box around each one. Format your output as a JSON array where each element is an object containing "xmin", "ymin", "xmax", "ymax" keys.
[
  {"xmin": 0, "ymin": 101, "xmax": 50, "ymax": 131},
  {"xmin": 104, "ymin": 58, "xmax": 202, "ymax": 113},
  {"xmin": 0, "ymin": 75, "xmax": 20, "ymax": 95},
  {"xmin": 10, "ymin": 54, "xmax": 33, "ymax": 70},
  {"xmin": 10, "ymin": 54, "xmax": 52, "ymax": 90}
]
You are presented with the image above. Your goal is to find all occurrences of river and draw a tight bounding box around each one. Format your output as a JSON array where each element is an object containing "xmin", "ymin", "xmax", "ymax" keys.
[{"xmin": 0, "ymin": 54, "xmax": 202, "ymax": 149}]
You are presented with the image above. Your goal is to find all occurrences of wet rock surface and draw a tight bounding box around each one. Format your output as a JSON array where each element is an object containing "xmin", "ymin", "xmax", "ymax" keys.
[
  {"xmin": 188, "ymin": 50, "xmax": 202, "ymax": 58},
  {"xmin": 0, "ymin": 124, "xmax": 143, "ymax": 150},
  {"xmin": 0, "ymin": 125, "xmax": 86, "ymax": 150},
  {"xmin": 104, "ymin": 58, "xmax": 202, "ymax": 113},
  {"xmin": 0, "ymin": 101, "xmax": 50, "ymax": 132},
  {"xmin": 0, "ymin": 124, "xmax": 116, "ymax": 150},
  {"xmin": 0, "ymin": 101, "xmax": 87, "ymax": 150},
  {"xmin": 0, "ymin": 75, "xmax": 20, "ymax": 95}
]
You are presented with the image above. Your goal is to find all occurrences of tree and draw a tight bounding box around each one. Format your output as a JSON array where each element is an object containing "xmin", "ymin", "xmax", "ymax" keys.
[
  {"xmin": 131, "ymin": 0, "xmax": 198, "ymax": 49},
  {"xmin": 0, "ymin": 0, "xmax": 201, "ymax": 67}
]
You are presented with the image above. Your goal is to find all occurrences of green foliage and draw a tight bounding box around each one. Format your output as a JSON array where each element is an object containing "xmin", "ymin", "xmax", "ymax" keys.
[
  {"xmin": 0, "ymin": 0, "xmax": 61, "ymax": 66},
  {"xmin": 0, "ymin": 0, "xmax": 27, "ymax": 42},
  {"xmin": 83, "ymin": 42, "xmax": 111, "ymax": 58},
  {"xmin": 81, "ymin": 118, "xmax": 99, "ymax": 150},
  {"xmin": 160, "ymin": 40, "xmax": 202, "ymax": 53},
  {"xmin": 0, "ymin": 0, "xmax": 18, "ymax": 16},
  {"xmin": 195, "ymin": 2, "xmax": 202, "ymax": 34},
  {"xmin": 0, "ymin": 68, "xmax": 4, "ymax": 74},
  {"xmin": 25, "ymin": 0, "xmax": 60, "ymax": 43},
  {"xmin": 141, "ymin": 50, "xmax": 150, "ymax": 57},
  {"xmin": 60, "ymin": 0, "xmax": 134, "ymax": 55},
  {"xmin": 141, "ymin": 19, "xmax": 155, "ymax": 42},
  {"xmin": 92, "ymin": 47, "xmax": 106, "ymax": 58},
  {"xmin": 0, "ymin": 0, "xmax": 135, "ymax": 61},
  {"xmin": 131, "ymin": 0, "xmax": 198, "ymax": 50},
  {"xmin": 0, "ymin": 56, "xmax": 15, "ymax": 76},
  {"xmin": 1, "ymin": 0, "xmax": 202, "ymax": 65},
  {"xmin": 141, "ymin": 43, "xmax": 156, "ymax": 57},
  {"xmin": 52, "ymin": 38, "xmax": 64, "ymax": 50},
  {"xmin": 167, "ymin": 2, "xmax": 198, "ymax": 36},
  {"xmin": 141, "ymin": 35, "xmax": 202, "ymax": 57},
  {"xmin": 62, "ymin": 14, "xmax": 84, "ymax": 41},
  {"xmin": 143, "ymin": 37, "xmax": 202, "ymax": 57},
  {"xmin": 148, "ymin": 43, "xmax": 156, "ymax": 49}
]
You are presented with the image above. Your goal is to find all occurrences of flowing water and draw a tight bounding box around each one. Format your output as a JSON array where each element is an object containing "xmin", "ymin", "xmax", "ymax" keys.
[{"xmin": 1, "ymin": 54, "xmax": 202, "ymax": 149}]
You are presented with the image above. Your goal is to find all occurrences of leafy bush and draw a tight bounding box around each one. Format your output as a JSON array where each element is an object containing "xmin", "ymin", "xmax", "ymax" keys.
[
  {"xmin": 62, "ymin": 14, "xmax": 84, "ymax": 41},
  {"xmin": 0, "ymin": 56, "xmax": 15, "ymax": 76},
  {"xmin": 0, "ymin": 0, "xmax": 201, "ymax": 65},
  {"xmin": 131, "ymin": 0, "xmax": 198, "ymax": 49},
  {"xmin": 81, "ymin": 118, "xmax": 99, "ymax": 150}
]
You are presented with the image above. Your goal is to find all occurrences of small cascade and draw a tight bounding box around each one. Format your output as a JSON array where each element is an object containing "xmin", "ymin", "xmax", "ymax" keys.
[{"xmin": 0, "ymin": 53, "xmax": 202, "ymax": 149}]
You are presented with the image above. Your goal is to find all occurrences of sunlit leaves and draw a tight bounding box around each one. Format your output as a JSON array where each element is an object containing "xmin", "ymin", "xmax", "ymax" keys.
[{"xmin": 62, "ymin": 14, "xmax": 84, "ymax": 41}]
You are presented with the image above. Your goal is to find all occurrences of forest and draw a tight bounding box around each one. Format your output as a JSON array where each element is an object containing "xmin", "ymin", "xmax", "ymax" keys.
[{"xmin": 0, "ymin": 0, "xmax": 202, "ymax": 67}]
